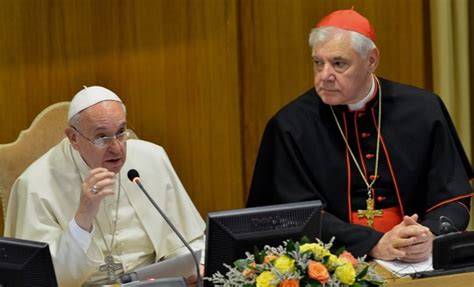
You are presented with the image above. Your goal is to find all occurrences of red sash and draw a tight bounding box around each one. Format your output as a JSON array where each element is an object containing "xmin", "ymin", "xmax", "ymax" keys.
[{"xmin": 351, "ymin": 207, "xmax": 402, "ymax": 233}]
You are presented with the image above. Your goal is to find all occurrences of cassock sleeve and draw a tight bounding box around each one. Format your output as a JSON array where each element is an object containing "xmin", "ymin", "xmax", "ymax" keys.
[
  {"xmin": 419, "ymin": 97, "xmax": 473, "ymax": 234},
  {"xmin": 437, "ymin": 97, "xmax": 474, "ymax": 180},
  {"xmin": 420, "ymin": 202, "xmax": 470, "ymax": 234},
  {"xmin": 4, "ymin": 176, "xmax": 103, "ymax": 286},
  {"xmin": 247, "ymin": 116, "xmax": 383, "ymax": 257}
]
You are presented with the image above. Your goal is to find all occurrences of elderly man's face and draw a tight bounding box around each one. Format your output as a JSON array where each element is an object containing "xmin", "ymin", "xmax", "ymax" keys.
[
  {"xmin": 312, "ymin": 32, "xmax": 378, "ymax": 106},
  {"xmin": 67, "ymin": 101, "xmax": 127, "ymax": 174}
]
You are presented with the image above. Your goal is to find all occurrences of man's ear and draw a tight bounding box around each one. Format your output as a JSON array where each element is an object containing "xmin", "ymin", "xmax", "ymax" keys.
[
  {"xmin": 367, "ymin": 47, "xmax": 379, "ymax": 73},
  {"xmin": 65, "ymin": 127, "xmax": 80, "ymax": 150}
]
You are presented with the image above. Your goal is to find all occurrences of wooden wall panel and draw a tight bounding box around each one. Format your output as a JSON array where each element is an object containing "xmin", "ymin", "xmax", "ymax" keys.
[
  {"xmin": 0, "ymin": 0, "xmax": 243, "ymax": 234},
  {"xmin": 240, "ymin": 0, "xmax": 431, "ymax": 196},
  {"xmin": 470, "ymin": 1, "xmax": 474, "ymax": 164},
  {"xmin": 0, "ymin": 0, "xmax": 437, "ymax": 236},
  {"xmin": 470, "ymin": 1, "xmax": 474, "ymax": 229}
]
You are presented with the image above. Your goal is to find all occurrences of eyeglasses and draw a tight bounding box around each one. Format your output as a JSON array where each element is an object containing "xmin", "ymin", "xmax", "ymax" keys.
[{"xmin": 71, "ymin": 126, "xmax": 130, "ymax": 149}]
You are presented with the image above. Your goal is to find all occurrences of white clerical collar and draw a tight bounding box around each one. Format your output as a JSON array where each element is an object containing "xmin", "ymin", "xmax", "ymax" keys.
[{"xmin": 347, "ymin": 75, "xmax": 376, "ymax": 111}]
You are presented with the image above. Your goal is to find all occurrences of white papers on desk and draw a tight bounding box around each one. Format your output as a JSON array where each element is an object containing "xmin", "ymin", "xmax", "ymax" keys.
[
  {"xmin": 129, "ymin": 249, "xmax": 201, "ymax": 281},
  {"xmin": 375, "ymin": 255, "xmax": 433, "ymax": 276}
]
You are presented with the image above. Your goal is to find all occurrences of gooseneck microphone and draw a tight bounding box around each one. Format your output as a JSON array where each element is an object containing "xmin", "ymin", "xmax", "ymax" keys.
[
  {"xmin": 127, "ymin": 169, "xmax": 202, "ymax": 287},
  {"xmin": 439, "ymin": 215, "xmax": 458, "ymax": 235}
]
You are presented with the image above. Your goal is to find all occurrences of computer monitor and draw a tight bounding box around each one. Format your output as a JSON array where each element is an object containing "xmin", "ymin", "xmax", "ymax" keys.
[
  {"xmin": 433, "ymin": 231, "xmax": 474, "ymax": 270},
  {"xmin": 204, "ymin": 200, "xmax": 322, "ymax": 285},
  {"xmin": 0, "ymin": 237, "xmax": 58, "ymax": 287}
]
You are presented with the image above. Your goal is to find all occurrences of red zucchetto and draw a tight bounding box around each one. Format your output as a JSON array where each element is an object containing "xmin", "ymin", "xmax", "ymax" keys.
[{"xmin": 316, "ymin": 8, "xmax": 376, "ymax": 41}]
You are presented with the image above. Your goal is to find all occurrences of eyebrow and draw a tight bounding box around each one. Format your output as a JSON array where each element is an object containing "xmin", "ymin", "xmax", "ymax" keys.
[
  {"xmin": 312, "ymin": 55, "xmax": 349, "ymax": 61},
  {"xmin": 92, "ymin": 122, "xmax": 127, "ymax": 133}
]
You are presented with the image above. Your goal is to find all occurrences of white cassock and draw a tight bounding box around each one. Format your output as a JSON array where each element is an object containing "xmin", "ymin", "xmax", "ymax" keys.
[{"xmin": 4, "ymin": 138, "xmax": 206, "ymax": 286}]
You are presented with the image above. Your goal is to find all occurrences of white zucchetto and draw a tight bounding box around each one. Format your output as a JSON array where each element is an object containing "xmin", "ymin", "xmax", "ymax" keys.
[{"xmin": 68, "ymin": 86, "xmax": 123, "ymax": 120}]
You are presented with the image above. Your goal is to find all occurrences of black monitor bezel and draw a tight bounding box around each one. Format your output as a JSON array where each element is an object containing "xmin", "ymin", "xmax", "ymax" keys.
[
  {"xmin": 204, "ymin": 200, "xmax": 322, "ymax": 284},
  {"xmin": 0, "ymin": 237, "xmax": 58, "ymax": 287}
]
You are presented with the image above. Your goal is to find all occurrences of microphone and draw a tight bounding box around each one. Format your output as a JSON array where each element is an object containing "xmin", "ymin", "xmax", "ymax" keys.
[
  {"xmin": 438, "ymin": 215, "xmax": 458, "ymax": 235},
  {"xmin": 127, "ymin": 169, "xmax": 202, "ymax": 287}
]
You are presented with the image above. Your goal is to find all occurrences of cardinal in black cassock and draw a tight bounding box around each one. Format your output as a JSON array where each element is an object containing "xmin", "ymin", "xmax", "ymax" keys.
[
  {"xmin": 247, "ymin": 77, "xmax": 473, "ymax": 257},
  {"xmin": 246, "ymin": 9, "xmax": 473, "ymax": 259}
]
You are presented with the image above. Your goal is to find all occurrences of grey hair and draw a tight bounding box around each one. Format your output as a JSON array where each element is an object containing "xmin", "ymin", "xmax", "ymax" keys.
[
  {"xmin": 308, "ymin": 27, "xmax": 376, "ymax": 59},
  {"xmin": 68, "ymin": 101, "xmax": 127, "ymax": 127},
  {"xmin": 69, "ymin": 112, "xmax": 81, "ymax": 127}
]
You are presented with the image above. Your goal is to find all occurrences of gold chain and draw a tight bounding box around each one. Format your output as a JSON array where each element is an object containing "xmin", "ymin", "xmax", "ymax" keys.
[
  {"xmin": 94, "ymin": 175, "xmax": 121, "ymax": 256},
  {"xmin": 329, "ymin": 76, "xmax": 382, "ymax": 199}
]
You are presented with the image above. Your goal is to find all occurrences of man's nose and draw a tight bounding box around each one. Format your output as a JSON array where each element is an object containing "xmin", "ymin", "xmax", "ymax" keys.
[
  {"xmin": 319, "ymin": 64, "xmax": 335, "ymax": 81},
  {"xmin": 107, "ymin": 137, "xmax": 123, "ymax": 150}
]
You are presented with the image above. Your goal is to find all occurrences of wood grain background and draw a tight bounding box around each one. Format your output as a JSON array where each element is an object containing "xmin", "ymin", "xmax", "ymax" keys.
[{"xmin": 1, "ymin": 0, "xmax": 459, "ymax": 234}]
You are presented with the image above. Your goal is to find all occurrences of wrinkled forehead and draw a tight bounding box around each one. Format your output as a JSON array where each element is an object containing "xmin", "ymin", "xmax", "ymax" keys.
[{"xmin": 77, "ymin": 101, "xmax": 127, "ymax": 130}]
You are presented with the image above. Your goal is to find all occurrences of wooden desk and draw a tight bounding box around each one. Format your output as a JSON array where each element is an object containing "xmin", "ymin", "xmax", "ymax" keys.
[
  {"xmin": 386, "ymin": 272, "xmax": 474, "ymax": 286},
  {"xmin": 376, "ymin": 264, "xmax": 474, "ymax": 287}
]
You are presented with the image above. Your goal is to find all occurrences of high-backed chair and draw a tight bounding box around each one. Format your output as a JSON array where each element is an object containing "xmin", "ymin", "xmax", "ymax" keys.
[{"xmin": 0, "ymin": 102, "xmax": 70, "ymax": 225}]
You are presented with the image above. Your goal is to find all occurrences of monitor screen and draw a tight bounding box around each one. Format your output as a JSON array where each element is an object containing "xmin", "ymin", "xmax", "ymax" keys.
[
  {"xmin": 0, "ymin": 237, "xmax": 58, "ymax": 287},
  {"xmin": 204, "ymin": 200, "xmax": 322, "ymax": 285}
]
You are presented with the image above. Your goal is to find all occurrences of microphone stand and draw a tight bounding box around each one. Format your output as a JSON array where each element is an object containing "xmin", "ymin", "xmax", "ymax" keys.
[{"xmin": 134, "ymin": 179, "xmax": 202, "ymax": 287}]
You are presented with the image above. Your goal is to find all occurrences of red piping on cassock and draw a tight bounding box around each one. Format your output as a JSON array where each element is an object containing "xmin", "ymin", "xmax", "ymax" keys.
[
  {"xmin": 426, "ymin": 194, "xmax": 474, "ymax": 213},
  {"xmin": 370, "ymin": 108, "xmax": 405, "ymax": 216}
]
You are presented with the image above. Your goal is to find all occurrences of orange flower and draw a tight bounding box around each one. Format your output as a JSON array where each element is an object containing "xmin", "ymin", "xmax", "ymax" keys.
[
  {"xmin": 338, "ymin": 251, "xmax": 357, "ymax": 267},
  {"xmin": 307, "ymin": 260, "xmax": 329, "ymax": 284},
  {"xmin": 279, "ymin": 279, "xmax": 299, "ymax": 287},
  {"xmin": 264, "ymin": 255, "xmax": 278, "ymax": 264},
  {"xmin": 242, "ymin": 262, "xmax": 256, "ymax": 277}
]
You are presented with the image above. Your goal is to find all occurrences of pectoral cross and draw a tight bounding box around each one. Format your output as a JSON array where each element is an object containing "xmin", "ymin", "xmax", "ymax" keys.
[
  {"xmin": 357, "ymin": 198, "xmax": 383, "ymax": 228},
  {"xmin": 99, "ymin": 255, "xmax": 123, "ymax": 282}
]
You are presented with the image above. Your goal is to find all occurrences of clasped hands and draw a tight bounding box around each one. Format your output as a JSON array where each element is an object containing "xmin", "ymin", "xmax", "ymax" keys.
[{"xmin": 369, "ymin": 214, "xmax": 433, "ymax": 263}]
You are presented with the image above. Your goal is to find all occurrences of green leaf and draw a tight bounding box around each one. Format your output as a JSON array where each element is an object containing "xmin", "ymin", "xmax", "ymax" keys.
[
  {"xmin": 356, "ymin": 266, "xmax": 369, "ymax": 279},
  {"xmin": 322, "ymin": 254, "xmax": 330, "ymax": 264},
  {"xmin": 286, "ymin": 239, "xmax": 296, "ymax": 252},
  {"xmin": 252, "ymin": 246, "xmax": 266, "ymax": 264},
  {"xmin": 334, "ymin": 246, "xmax": 346, "ymax": 256},
  {"xmin": 234, "ymin": 258, "xmax": 252, "ymax": 271},
  {"xmin": 300, "ymin": 236, "xmax": 311, "ymax": 244},
  {"xmin": 306, "ymin": 278, "xmax": 323, "ymax": 286}
]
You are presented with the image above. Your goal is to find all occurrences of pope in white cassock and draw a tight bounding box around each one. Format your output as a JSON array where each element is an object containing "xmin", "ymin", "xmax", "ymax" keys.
[{"xmin": 4, "ymin": 86, "xmax": 206, "ymax": 286}]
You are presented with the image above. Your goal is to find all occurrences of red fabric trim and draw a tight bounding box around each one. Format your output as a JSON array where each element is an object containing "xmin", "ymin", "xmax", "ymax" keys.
[
  {"xmin": 457, "ymin": 201, "xmax": 470, "ymax": 214},
  {"xmin": 343, "ymin": 112, "xmax": 353, "ymax": 223},
  {"xmin": 370, "ymin": 108, "xmax": 405, "ymax": 216},
  {"xmin": 426, "ymin": 193, "xmax": 474, "ymax": 213}
]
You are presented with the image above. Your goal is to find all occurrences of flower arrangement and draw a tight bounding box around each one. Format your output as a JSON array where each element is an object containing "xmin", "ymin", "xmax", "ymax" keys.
[{"xmin": 206, "ymin": 237, "xmax": 384, "ymax": 286}]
